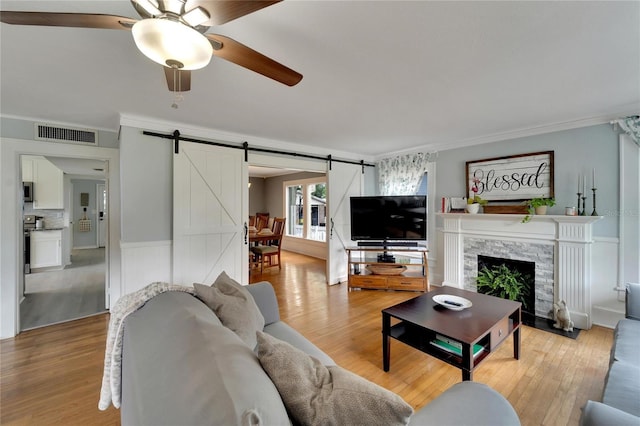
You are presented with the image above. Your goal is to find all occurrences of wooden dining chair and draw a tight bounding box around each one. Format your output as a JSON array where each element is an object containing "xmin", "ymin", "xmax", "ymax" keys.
[
  {"xmin": 255, "ymin": 213, "xmax": 269, "ymax": 231},
  {"xmin": 251, "ymin": 217, "xmax": 285, "ymax": 272}
]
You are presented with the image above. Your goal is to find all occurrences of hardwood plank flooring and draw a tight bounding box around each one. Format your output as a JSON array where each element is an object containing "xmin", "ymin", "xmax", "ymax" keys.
[{"xmin": 1, "ymin": 251, "xmax": 613, "ymax": 425}]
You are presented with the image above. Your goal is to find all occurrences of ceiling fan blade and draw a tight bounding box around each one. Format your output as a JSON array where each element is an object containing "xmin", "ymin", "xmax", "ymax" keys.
[
  {"xmin": 207, "ymin": 34, "xmax": 302, "ymax": 86},
  {"xmin": 0, "ymin": 11, "xmax": 137, "ymax": 30},
  {"xmin": 202, "ymin": 1, "xmax": 281, "ymax": 26},
  {"xmin": 164, "ymin": 67, "xmax": 192, "ymax": 92}
]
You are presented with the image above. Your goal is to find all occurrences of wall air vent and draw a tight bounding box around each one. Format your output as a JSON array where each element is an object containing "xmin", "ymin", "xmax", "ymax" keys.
[{"xmin": 34, "ymin": 123, "xmax": 98, "ymax": 145}]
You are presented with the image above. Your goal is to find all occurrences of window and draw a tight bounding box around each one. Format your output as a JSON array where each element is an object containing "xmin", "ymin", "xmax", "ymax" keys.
[{"xmin": 285, "ymin": 178, "xmax": 326, "ymax": 242}]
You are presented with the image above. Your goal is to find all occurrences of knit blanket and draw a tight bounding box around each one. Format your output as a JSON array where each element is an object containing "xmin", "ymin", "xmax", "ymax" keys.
[{"xmin": 98, "ymin": 282, "xmax": 195, "ymax": 410}]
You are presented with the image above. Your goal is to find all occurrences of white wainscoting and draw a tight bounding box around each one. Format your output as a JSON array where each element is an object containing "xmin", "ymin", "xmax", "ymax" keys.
[
  {"xmin": 282, "ymin": 236, "xmax": 327, "ymax": 260},
  {"xmin": 120, "ymin": 240, "xmax": 172, "ymax": 296},
  {"xmin": 591, "ymin": 237, "xmax": 624, "ymax": 329}
]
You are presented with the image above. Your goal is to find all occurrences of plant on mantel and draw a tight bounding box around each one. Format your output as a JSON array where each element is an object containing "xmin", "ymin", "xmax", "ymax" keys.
[
  {"xmin": 467, "ymin": 177, "xmax": 489, "ymax": 206},
  {"xmin": 521, "ymin": 198, "xmax": 556, "ymax": 223}
]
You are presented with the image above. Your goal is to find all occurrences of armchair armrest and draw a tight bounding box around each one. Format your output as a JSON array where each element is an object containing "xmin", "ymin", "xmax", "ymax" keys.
[
  {"xmin": 625, "ymin": 283, "xmax": 640, "ymax": 320},
  {"xmin": 247, "ymin": 281, "xmax": 281, "ymax": 325}
]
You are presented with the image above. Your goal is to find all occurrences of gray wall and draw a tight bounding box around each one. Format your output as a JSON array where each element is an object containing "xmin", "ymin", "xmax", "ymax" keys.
[
  {"xmin": 248, "ymin": 177, "xmax": 267, "ymax": 215},
  {"xmin": 435, "ymin": 124, "xmax": 619, "ymax": 237},
  {"xmin": 0, "ymin": 117, "xmax": 119, "ymax": 148},
  {"xmin": 119, "ymin": 126, "xmax": 173, "ymax": 242}
]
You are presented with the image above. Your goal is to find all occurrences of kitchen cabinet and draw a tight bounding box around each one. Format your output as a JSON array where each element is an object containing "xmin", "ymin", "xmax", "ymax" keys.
[
  {"xmin": 21, "ymin": 156, "xmax": 33, "ymax": 181},
  {"xmin": 28, "ymin": 156, "xmax": 64, "ymax": 209},
  {"xmin": 30, "ymin": 230, "xmax": 62, "ymax": 269}
]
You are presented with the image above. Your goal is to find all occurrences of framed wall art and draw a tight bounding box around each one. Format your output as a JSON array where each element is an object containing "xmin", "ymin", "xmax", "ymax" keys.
[{"xmin": 465, "ymin": 151, "xmax": 554, "ymax": 201}]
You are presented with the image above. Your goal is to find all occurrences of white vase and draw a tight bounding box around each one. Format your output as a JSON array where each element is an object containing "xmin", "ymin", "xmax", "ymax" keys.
[
  {"xmin": 466, "ymin": 203, "xmax": 480, "ymax": 214},
  {"xmin": 534, "ymin": 206, "xmax": 548, "ymax": 215}
]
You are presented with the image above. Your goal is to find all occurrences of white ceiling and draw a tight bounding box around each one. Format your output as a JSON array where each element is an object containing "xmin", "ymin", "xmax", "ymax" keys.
[{"xmin": 1, "ymin": 1, "xmax": 639, "ymax": 158}]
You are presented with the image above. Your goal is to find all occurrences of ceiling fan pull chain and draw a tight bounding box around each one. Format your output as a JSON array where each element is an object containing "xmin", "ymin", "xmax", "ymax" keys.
[{"xmin": 171, "ymin": 66, "xmax": 184, "ymax": 109}]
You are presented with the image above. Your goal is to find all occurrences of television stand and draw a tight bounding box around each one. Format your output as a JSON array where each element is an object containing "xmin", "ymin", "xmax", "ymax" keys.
[{"xmin": 347, "ymin": 246, "xmax": 429, "ymax": 292}]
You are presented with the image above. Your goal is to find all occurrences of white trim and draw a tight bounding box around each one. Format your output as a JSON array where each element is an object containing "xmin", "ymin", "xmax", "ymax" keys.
[{"xmin": 379, "ymin": 106, "xmax": 640, "ymax": 158}]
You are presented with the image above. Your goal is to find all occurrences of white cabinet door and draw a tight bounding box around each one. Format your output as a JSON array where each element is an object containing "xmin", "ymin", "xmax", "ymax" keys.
[
  {"xmin": 30, "ymin": 230, "xmax": 62, "ymax": 268},
  {"xmin": 33, "ymin": 157, "xmax": 63, "ymax": 209},
  {"xmin": 21, "ymin": 156, "xmax": 33, "ymax": 181}
]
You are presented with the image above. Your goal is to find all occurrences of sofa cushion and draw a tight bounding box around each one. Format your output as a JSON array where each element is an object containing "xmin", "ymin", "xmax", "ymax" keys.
[
  {"xmin": 194, "ymin": 271, "xmax": 265, "ymax": 349},
  {"xmin": 121, "ymin": 292, "xmax": 290, "ymax": 426},
  {"xmin": 602, "ymin": 360, "xmax": 640, "ymax": 417},
  {"xmin": 263, "ymin": 321, "xmax": 336, "ymax": 366},
  {"xmin": 611, "ymin": 319, "xmax": 640, "ymax": 364},
  {"xmin": 625, "ymin": 283, "xmax": 640, "ymax": 320},
  {"xmin": 256, "ymin": 331, "xmax": 413, "ymax": 426}
]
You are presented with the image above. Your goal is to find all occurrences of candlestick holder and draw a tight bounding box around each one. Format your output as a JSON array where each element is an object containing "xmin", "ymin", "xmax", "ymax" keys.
[
  {"xmin": 580, "ymin": 196, "xmax": 587, "ymax": 216},
  {"xmin": 591, "ymin": 188, "xmax": 598, "ymax": 216},
  {"xmin": 577, "ymin": 192, "xmax": 583, "ymax": 215}
]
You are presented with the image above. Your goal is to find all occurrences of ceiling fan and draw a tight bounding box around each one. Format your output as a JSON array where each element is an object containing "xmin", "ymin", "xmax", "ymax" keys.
[{"xmin": 0, "ymin": 0, "xmax": 303, "ymax": 93}]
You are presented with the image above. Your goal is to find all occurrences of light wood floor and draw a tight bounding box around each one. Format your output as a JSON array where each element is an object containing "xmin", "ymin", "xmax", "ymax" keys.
[{"xmin": 2, "ymin": 251, "xmax": 613, "ymax": 425}]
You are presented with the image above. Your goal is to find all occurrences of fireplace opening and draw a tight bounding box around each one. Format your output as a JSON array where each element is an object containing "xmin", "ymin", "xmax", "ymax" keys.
[{"xmin": 477, "ymin": 255, "xmax": 536, "ymax": 326}]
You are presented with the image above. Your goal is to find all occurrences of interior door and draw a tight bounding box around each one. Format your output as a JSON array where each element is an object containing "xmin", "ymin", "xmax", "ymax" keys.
[
  {"xmin": 327, "ymin": 162, "xmax": 363, "ymax": 285},
  {"xmin": 173, "ymin": 141, "xmax": 248, "ymax": 286}
]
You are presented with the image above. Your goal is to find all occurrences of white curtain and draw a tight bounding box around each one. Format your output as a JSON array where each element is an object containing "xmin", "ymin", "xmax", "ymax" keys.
[{"xmin": 377, "ymin": 152, "xmax": 437, "ymax": 195}]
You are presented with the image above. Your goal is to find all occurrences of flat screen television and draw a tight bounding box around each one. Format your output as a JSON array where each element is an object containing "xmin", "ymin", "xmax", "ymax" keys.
[{"xmin": 350, "ymin": 195, "xmax": 427, "ymax": 243}]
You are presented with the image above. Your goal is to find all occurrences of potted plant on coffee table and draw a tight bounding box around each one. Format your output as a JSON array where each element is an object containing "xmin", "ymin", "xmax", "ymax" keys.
[{"xmin": 522, "ymin": 197, "xmax": 555, "ymax": 223}]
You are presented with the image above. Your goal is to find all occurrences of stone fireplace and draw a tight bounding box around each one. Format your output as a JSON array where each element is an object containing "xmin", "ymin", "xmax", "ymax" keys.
[{"xmin": 438, "ymin": 213, "xmax": 602, "ymax": 329}]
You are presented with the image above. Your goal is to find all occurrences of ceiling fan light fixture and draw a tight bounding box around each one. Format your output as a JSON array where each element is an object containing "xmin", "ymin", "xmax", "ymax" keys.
[
  {"xmin": 134, "ymin": 0, "xmax": 161, "ymax": 17},
  {"xmin": 132, "ymin": 18, "xmax": 213, "ymax": 70},
  {"xmin": 182, "ymin": 7, "xmax": 210, "ymax": 27}
]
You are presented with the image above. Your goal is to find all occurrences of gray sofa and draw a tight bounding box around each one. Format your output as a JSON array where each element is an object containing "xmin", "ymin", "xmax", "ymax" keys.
[
  {"xmin": 580, "ymin": 282, "xmax": 640, "ymax": 425},
  {"xmin": 121, "ymin": 281, "xmax": 520, "ymax": 425}
]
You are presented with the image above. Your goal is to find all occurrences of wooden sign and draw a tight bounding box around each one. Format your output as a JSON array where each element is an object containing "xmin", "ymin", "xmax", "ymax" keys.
[{"xmin": 465, "ymin": 151, "xmax": 554, "ymax": 201}]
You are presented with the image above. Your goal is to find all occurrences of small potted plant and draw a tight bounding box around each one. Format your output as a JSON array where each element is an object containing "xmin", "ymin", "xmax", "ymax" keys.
[
  {"xmin": 466, "ymin": 177, "xmax": 488, "ymax": 214},
  {"xmin": 522, "ymin": 197, "xmax": 555, "ymax": 223}
]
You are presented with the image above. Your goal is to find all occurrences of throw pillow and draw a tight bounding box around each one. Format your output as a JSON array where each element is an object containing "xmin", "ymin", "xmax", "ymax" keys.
[
  {"xmin": 194, "ymin": 272, "xmax": 265, "ymax": 349},
  {"xmin": 256, "ymin": 331, "xmax": 413, "ymax": 426}
]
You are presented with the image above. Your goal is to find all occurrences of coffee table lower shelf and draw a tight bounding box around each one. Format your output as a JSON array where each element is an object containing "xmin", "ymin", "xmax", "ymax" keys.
[
  {"xmin": 382, "ymin": 288, "xmax": 521, "ymax": 381},
  {"xmin": 386, "ymin": 322, "xmax": 492, "ymax": 373}
]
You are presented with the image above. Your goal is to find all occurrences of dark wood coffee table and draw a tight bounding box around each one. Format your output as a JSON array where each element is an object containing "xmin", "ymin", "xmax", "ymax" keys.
[{"xmin": 382, "ymin": 286, "xmax": 521, "ymax": 381}]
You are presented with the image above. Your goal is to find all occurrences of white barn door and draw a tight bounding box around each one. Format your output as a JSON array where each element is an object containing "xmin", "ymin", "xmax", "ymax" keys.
[
  {"xmin": 327, "ymin": 162, "xmax": 363, "ymax": 285},
  {"xmin": 173, "ymin": 141, "xmax": 248, "ymax": 286}
]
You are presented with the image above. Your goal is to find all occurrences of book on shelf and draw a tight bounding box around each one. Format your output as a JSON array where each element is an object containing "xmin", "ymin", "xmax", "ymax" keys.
[{"xmin": 430, "ymin": 334, "xmax": 484, "ymax": 358}]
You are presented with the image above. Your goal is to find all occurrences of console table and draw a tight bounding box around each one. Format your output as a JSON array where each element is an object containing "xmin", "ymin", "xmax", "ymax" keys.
[{"xmin": 346, "ymin": 246, "xmax": 428, "ymax": 292}]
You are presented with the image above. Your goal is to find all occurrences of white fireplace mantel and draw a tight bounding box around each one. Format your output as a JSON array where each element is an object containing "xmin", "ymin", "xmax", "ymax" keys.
[{"xmin": 438, "ymin": 213, "xmax": 603, "ymax": 329}]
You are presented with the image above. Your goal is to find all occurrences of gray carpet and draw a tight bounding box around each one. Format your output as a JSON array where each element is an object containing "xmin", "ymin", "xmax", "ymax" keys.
[{"xmin": 20, "ymin": 248, "xmax": 107, "ymax": 330}]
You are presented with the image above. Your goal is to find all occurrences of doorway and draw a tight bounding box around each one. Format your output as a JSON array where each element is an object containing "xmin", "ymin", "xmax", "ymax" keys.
[{"xmin": 19, "ymin": 155, "xmax": 109, "ymax": 331}]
